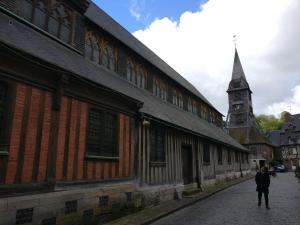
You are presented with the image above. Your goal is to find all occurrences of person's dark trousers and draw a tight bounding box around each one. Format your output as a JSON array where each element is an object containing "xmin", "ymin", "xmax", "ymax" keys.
[{"xmin": 258, "ymin": 191, "xmax": 269, "ymax": 207}]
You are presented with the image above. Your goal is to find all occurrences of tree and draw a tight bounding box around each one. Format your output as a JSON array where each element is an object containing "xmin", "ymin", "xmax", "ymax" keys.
[{"xmin": 256, "ymin": 114, "xmax": 284, "ymax": 133}]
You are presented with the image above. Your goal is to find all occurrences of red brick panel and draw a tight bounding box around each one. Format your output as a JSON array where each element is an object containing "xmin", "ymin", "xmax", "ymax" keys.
[
  {"xmin": 5, "ymin": 84, "xmax": 26, "ymax": 184},
  {"xmin": 37, "ymin": 92, "xmax": 52, "ymax": 182},
  {"xmin": 103, "ymin": 162, "xmax": 110, "ymax": 179},
  {"xmin": 111, "ymin": 162, "xmax": 116, "ymax": 178},
  {"xmin": 118, "ymin": 114, "xmax": 124, "ymax": 177},
  {"xmin": 130, "ymin": 118, "xmax": 135, "ymax": 177},
  {"xmin": 66, "ymin": 99, "xmax": 78, "ymax": 180},
  {"xmin": 95, "ymin": 162, "xmax": 101, "ymax": 179},
  {"xmin": 55, "ymin": 97, "xmax": 68, "ymax": 180},
  {"xmin": 125, "ymin": 116, "xmax": 130, "ymax": 177},
  {"xmin": 87, "ymin": 161, "xmax": 93, "ymax": 179},
  {"xmin": 77, "ymin": 102, "xmax": 88, "ymax": 180},
  {"xmin": 21, "ymin": 88, "xmax": 41, "ymax": 183}
]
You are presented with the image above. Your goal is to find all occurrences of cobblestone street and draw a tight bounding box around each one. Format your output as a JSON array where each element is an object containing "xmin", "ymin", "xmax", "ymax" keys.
[{"xmin": 152, "ymin": 173, "xmax": 300, "ymax": 225}]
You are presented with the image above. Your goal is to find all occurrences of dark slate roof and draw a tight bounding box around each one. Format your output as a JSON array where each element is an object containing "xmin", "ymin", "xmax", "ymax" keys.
[
  {"xmin": 267, "ymin": 130, "xmax": 281, "ymax": 147},
  {"xmin": 85, "ymin": 3, "xmax": 219, "ymax": 113},
  {"xmin": 232, "ymin": 48, "xmax": 246, "ymax": 80},
  {"xmin": 282, "ymin": 114, "xmax": 300, "ymax": 132},
  {"xmin": 0, "ymin": 11, "xmax": 248, "ymax": 152}
]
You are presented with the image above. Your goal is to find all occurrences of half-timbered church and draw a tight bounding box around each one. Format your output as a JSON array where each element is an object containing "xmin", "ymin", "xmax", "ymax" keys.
[{"xmin": 0, "ymin": 1, "xmax": 251, "ymax": 224}]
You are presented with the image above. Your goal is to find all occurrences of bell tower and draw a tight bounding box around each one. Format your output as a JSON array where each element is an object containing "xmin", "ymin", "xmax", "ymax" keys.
[{"xmin": 226, "ymin": 48, "xmax": 255, "ymax": 129}]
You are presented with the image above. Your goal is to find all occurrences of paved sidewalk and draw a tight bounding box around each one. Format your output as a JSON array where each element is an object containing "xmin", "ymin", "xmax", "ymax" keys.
[{"xmin": 104, "ymin": 175, "xmax": 254, "ymax": 225}]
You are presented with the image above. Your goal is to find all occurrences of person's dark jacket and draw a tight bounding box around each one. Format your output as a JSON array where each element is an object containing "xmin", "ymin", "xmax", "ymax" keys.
[{"xmin": 255, "ymin": 172, "xmax": 270, "ymax": 192}]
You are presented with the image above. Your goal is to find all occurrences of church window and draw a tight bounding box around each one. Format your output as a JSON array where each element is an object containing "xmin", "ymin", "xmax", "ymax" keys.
[
  {"xmin": 203, "ymin": 142, "xmax": 210, "ymax": 164},
  {"xmin": 178, "ymin": 94, "xmax": 183, "ymax": 109},
  {"xmin": 101, "ymin": 46, "xmax": 110, "ymax": 68},
  {"xmin": 18, "ymin": 0, "xmax": 73, "ymax": 44},
  {"xmin": 192, "ymin": 101, "xmax": 197, "ymax": 114},
  {"xmin": 48, "ymin": 3, "xmax": 71, "ymax": 43},
  {"xmin": 19, "ymin": 0, "xmax": 33, "ymax": 22},
  {"xmin": 86, "ymin": 109, "xmax": 118, "ymax": 158},
  {"xmin": 126, "ymin": 59, "xmax": 147, "ymax": 89},
  {"xmin": 150, "ymin": 124, "xmax": 165, "ymax": 162},
  {"xmin": 34, "ymin": 0, "xmax": 47, "ymax": 30},
  {"xmin": 85, "ymin": 32, "xmax": 100, "ymax": 64},
  {"xmin": 188, "ymin": 98, "xmax": 192, "ymax": 112},
  {"xmin": 172, "ymin": 90, "xmax": 178, "ymax": 106}
]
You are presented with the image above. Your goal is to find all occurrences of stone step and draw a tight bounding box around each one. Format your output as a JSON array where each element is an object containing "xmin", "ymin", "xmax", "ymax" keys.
[{"xmin": 182, "ymin": 188, "xmax": 202, "ymax": 197}]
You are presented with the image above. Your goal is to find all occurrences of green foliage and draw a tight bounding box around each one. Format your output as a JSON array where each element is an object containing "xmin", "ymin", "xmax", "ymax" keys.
[{"xmin": 256, "ymin": 114, "xmax": 284, "ymax": 133}]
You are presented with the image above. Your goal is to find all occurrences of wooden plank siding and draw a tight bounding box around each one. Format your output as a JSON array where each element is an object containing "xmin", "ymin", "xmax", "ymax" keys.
[
  {"xmin": 0, "ymin": 82, "xmax": 135, "ymax": 186},
  {"xmin": 141, "ymin": 126, "xmax": 199, "ymax": 186}
]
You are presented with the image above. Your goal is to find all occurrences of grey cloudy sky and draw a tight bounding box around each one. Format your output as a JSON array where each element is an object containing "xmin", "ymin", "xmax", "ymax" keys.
[{"xmin": 133, "ymin": 0, "xmax": 300, "ymax": 117}]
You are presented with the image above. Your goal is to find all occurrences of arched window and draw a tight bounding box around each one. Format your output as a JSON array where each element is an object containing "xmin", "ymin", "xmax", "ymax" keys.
[
  {"xmin": 101, "ymin": 46, "xmax": 109, "ymax": 68},
  {"xmin": 85, "ymin": 37, "xmax": 93, "ymax": 60},
  {"xmin": 33, "ymin": 0, "xmax": 47, "ymax": 29},
  {"xmin": 141, "ymin": 70, "xmax": 146, "ymax": 89},
  {"xmin": 91, "ymin": 34, "xmax": 100, "ymax": 63},
  {"xmin": 19, "ymin": 0, "xmax": 33, "ymax": 22},
  {"xmin": 178, "ymin": 94, "xmax": 183, "ymax": 108},
  {"xmin": 85, "ymin": 32, "xmax": 100, "ymax": 63},
  {"xmin": 48, "ymin": 3, "xmax": 71, "ymax": 43},
  {"xmin": 126, "ymin": 61, "xmax": 132, "ymax": 81},
  {"xmin": 173, "ymin": 90, "xmax": 178, "ymax": 106},
  {"xmin": 107, "ymin": 45, "xmax": 116, "ymax": 71}
]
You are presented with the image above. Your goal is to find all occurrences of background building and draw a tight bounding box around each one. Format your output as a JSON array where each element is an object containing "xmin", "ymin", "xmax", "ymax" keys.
[{"xmin": 268, "ymin": 113, "xmax": 300, "ymax": 170}]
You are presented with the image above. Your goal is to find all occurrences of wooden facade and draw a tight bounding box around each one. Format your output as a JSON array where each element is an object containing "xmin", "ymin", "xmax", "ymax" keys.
[{"xmin": 0, "ymin": 79, "xmax": 137, "ymax": 187}]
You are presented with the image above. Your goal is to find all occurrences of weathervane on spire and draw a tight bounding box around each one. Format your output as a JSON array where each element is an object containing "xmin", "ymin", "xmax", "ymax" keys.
[{"xmin": 233, "ymin": 35, "xmax": 237, "ymax": 48}]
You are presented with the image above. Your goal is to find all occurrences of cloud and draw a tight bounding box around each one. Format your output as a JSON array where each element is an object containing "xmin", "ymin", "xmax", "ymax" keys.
[
  {"xmin": 132, "ymin": 0, "xmax": 300, "ymax": 117},
  {"xmin": 129, "ymin": 0, "xmax": 149, "ymax": 23},
  {"xmin": 266, "ymin": 85, "xmax": 300, "ymax": 117}
]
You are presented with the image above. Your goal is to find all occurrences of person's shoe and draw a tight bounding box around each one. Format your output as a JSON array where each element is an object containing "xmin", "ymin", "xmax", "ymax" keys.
[
  {"xmin": 258, "ymin": 202, "xmax": 261, "ymax": 206},
  {"xmin": 266, "ymin": 205, "xmax": 270, "ymax": 210}
]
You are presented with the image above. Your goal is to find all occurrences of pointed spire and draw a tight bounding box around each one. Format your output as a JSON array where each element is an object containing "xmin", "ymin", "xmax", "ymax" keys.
[{"xmin": 232, "ymin": 48, "xmax": 246, "ymax": 80}]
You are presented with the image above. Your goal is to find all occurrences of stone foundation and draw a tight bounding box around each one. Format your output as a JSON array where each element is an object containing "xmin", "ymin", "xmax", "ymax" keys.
[{"xmin": 0, "ymin": 182, "xmax": 136, "ymax": 225}]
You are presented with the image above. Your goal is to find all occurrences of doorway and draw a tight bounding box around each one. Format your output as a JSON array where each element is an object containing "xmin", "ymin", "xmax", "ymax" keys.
[{"xmin": 181, "ymin": 145, "xmax": 193, "ymax": 185}]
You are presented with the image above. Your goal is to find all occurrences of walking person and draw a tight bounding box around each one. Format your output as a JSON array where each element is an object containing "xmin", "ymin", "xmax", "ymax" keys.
[{"xmin": 255, "ymin": 166, "xmax": 270, "ymax": 209}]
